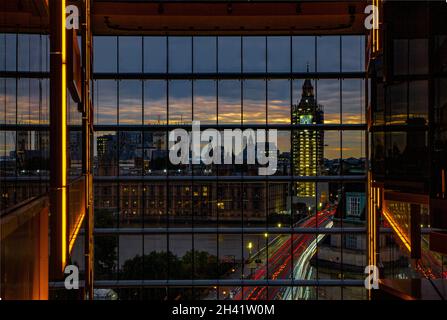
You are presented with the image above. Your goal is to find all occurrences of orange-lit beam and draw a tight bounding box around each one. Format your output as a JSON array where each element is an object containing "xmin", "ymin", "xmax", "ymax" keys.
[
  {"xmin": 49, "ymin": 0, "xmax": 68, "ymax": 276},
  {"xmin": 68, "ymin": 211, "xmax": 85, "ymax": 253},
  {"xmin": 382, "ymin": 207, "xmax": 411, "ymax": 253},
  {"xmin": 60, "ymin": 0, "xmax": 67, "ymax": 271}
]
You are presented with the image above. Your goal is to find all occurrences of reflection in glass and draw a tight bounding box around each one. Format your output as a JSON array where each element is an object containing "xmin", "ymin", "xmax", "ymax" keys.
[
  {"xmin": 143, "ymin": 131, "xmax": 167, "ymax": 176},
  {"xmin": 169, "ymin": 80, "xmax": 192, "ymax": 124},
  {"xmin": 292, "ymin": 36, "xmax": 315, "ymax": 72},
  {"xmin": 1, "ymin": 33, "xmax": 17, "ymax": 71},
  {"xmin": 317, "ymin": 79, "xmax": 340, "ymax": 124},
  {"xmin": 243, "ymin": 37, "xmax": 266, "ymax": 73},
  {"xmin": 119, "ymin": 131, "xmax": 142, "ymax": 176},
  {"xmin": 144, "ymin": 37, "xmax": 167, "ymax": 73},
  {"xmin": 94, "ymin": 36, "xmax": 117, "ymax": 73},
  {"xmin": 194, "ymin": 80, "xmax": 217, "ymax": 124},
  {"xmin": 119, "ymin": 186, "xmax": 143, "ymax": 226},
  {"xmin": 194, "ymin": 37, "xmax": 216, "ymax": 73},
  {"xmin": 409, "ymin": 80, "xmax": 428, "ymax": 121},
  {"xmin": 218, "ymin": 80, "xmax": 241, "ymax": 124},
  {"xmin": 144, "ymin": 80, "xmax": 166, "ymax": 125},
  {"xmin": 243, "ymin": 80, "xmax": 265, "ymax": 124},
  {"xmin": 18, "ymin": 34, "xmax": 42, "ymax": 72},
  {"xmin": 17, "ymin": 79, "xmax": 42, "ymax": 125},
  {"xmin": 168, "ymin": 37, "xmax": 192, "ymax": 73},
  {"xmin": 119, "ymin": 80, "xmax": 142, "ymax": 124},
  {"xmin": 218, "ymin": 37, "xmax": 241, "ymax": 73},
  {"xmin": 267, "ymin": 37, "xmax": 290, "ymax": 73},
  {"xmin": 94, "ymin": 131, "xmax": 117, "ymax": 176},
  {"xmin": 317, "ymin": 36, "xmax": 340, "ymax": 72},
  {"xmin": 342, "ymin": 79, "xmax": 364, "ymax": 124},
  {"xmin": 95, "ymin": 80, "xmax": 117, "ymax": 125},
  {"xmin": 324, "ymin": 131, "xmax": 341, "ymax": 175},
  {"xmin": 268, "ymin": 79, "xmax": 290, "ymax": 124},
  {"xmin": 341, "ymin": 36, "xmax": 364, "ymax": 72},
  {"xmin": 342, "ymin": 131, "xmax": 365, "ymax": 175},
  {"xmin": 119, "ymin": 36, "xmax": 142, "ymax": 73}
]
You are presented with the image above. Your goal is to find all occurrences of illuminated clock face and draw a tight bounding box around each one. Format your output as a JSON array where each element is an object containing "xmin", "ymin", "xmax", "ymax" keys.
[{"xmin": 299, "ymin": 114, "xmax": 313, "ymax": 124}]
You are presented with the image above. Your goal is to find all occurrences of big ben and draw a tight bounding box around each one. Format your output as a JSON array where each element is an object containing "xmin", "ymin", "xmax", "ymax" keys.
[{"xmin": 292, "ymin": 79, "xmax": 324, "ymax": 198}]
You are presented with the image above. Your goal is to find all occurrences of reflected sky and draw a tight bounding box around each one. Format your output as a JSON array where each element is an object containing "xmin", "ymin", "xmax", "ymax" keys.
[{"xmin": 1, "ymin": 35, "xmax": 366, "ymax": 159}]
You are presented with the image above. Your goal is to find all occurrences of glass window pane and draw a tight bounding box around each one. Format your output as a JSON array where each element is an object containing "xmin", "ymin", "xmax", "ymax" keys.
[
  {"xmin": 18, "ymin": 34, "xmax": 41, "ymax": 72},
  {"xmin": 168, "ymin": 37, "xmax": 192, "ymax": 73},
  {"xmin": 267, "ymin": 36, "xmax": 290, "ymax": 72},
  {"xmin": 17, "ymin": 78, "xmax": 43, "ymax": 125},
  {"xmin": 243, "ymin": 37, "xmax": 266, "ymax": 73},
  {"xmin": 94, "ymin": 235, "xmax": 118, "ymax": 280},
  {"xmin": 342, "ymin": 131, "xmax": 365, "ymax": 175},
  {"xmin": 168, "ymin": 234, "xmax": 192, "ymax": 279},
  {"xmin": 94, "ymin": 36, "xmax": 117, "ymax": 73},
  {"xmin": 268, "ymin": 79, "xmax": 290, "ymax": 124},
  {"xmin": 1, "ymin": 34, "xmax": 16, "ymax": 71},
  {"xmin": 324, "ymin": 131, "xmax": 341, "ymax": 175},
  {"xmin": 144, "ymin": 37, "xmax": 167, "ymax": 73},
  {"xmin": 317, "ymin": 79, "xmax": 341, "ymax": 124},
  {"xmin": 68, "ymin": 130, "xmax": 82, "ymax": 177},
  {"xmin": 169, "ymin": 80, "xmax": 192, "ymax": 124},
  {"xmin": 243, "ymin": 80, "xmax": 265, "ymax": 124},
  {"xmin": 95, "ymin": 80, "xmax": 117, "ymax": 125},
  {"xmin": 143, "ymin": 131, "xmax": 167, "ymax": 176},
  {"xmin": 292, "ymin": 36, "xmax": 315, "ymax": 72},
  {"xmin": 194, "ymin": 37, "xmax": 216, "ymax": 73},
  {"xmin": 393, "ymin": 39, "xmax": 408, "ymax": 76},
  {"xmin": 218, "ymin": 37, "xmax": 241, "ymax": 73},
  {"xmin": 119, "ymin": 36, "xmax": 142, "ymax": 73},
  {"xmin": 1, "ymin": 131, "xmax": 15, "ymax": 177},
  {"xmin": 342, "ymin": 36, "xmax": 364, "ymax": 72},
  {"xmin": 292, "ymin": 79, "xmax": 321, "ymax": 125},
  {"xmin": 41, "ymin": 35, "xmax": 50, "ymax": 72},
  {"xmin": 317, "ymin": 36, "xmax": 340, "ymax": 72},
  {"xmin": 218, "ymin": 80, "xmax": 241, "ymax": 124},
  {"xmin": 194, "ymin": 80, "xmax": 217, "ymax": 124},
  {"xmin": 94, "ymin": 183, "xmax": 118, "ymax": 227},
  {"xmin": 144, "ymin": 80, "xmax": 166, "ymax": 125},
  {"xmin": 387, "ymin": 82, "xmax": 407, "ymax": 124},
  {"xmin": 119, "ymin": 132, "xmax": 143, "ymax": 176},
  {"xmin": 119, "ymin": 234, "xmax": 143, "ymax": 277},
  {"xmin": 143, "ymin": 235, "xmax": 168, "ymax": 278},
  {"xmin": 4, "ymin": 78, "xmax": 16, "ymax": 125},
  {"xmin": 409, "ymin": 39, "xmax": 428, "ymax": 74},
  {"xmin": 342, "ymin": 79, "xmax": 364, "ymax": 124},
  {"xmin": 275, "ymin": 132, "xmax": 291, "ymax": 175},
  {"xmin": 409, "ymin": 80, "xmax": 428, "ymax": 121},
  {"xmin": 94, "ymin": 131, "xmax": 117, "ymax": 176},
  {"xmin": 119, "ymin": 80, "xmax": 142, "ymax": 124}
]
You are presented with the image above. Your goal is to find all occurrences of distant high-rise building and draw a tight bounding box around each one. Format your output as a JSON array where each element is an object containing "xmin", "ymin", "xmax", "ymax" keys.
[{"xmin": 292, "ymin": 79, "xmax": 324, "ymax": 197}]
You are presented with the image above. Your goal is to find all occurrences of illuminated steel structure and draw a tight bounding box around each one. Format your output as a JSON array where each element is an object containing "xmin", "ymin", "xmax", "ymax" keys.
[{"xmin": 292, "ymin": 78, "xmax": 324, "ymax": 197}]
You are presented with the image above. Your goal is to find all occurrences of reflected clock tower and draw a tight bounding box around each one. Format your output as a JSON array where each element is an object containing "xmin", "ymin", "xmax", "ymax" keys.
[{"xmin": 292, "ymin": 78, "xmax": 324, "ymax": 198}]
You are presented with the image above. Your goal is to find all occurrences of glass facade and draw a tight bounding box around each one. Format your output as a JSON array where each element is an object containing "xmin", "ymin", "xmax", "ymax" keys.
[{"xmin": 87, "ymin": 35, "xmax": 367, "ymax": 300}]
